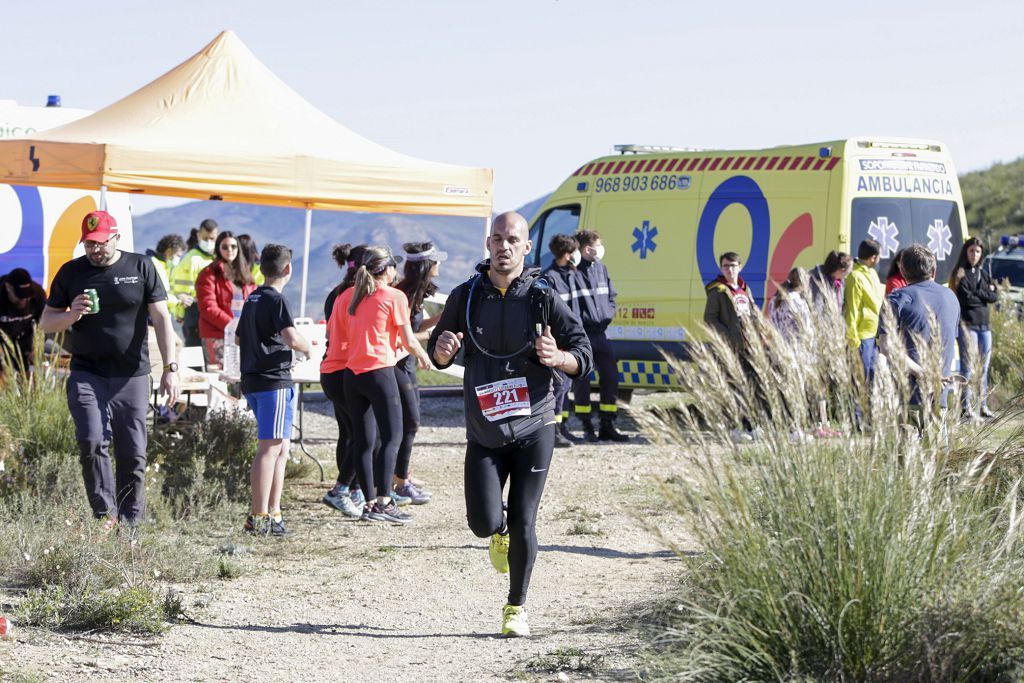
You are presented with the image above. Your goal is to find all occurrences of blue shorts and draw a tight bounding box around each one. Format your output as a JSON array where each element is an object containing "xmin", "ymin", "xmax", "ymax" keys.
[{"xmin": 244, "ymin": 387, "xmax": 295, "ymax": 440}]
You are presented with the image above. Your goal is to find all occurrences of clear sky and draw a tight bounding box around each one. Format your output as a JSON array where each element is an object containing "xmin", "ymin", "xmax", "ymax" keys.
[{"xmin": 3, "ymin": 0, "xmax": 1021, "ymax": 215}]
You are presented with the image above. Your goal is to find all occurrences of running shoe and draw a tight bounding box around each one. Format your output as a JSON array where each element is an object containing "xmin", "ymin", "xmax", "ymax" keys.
[
  {"xmin": 729, "ymin": 429, "xmax": 753, "ymax": 444},
  {"xmin": 394, "ymin": 482, "xmax": 431, "ymax": 505},
  {"xmin": 270, "ymin": 517, "xmax": 288, "ymax": 536},
  {"xmin": 980, "ymin": 407, "xmax": 996, "ymax": 419},
  {"xmin": 501, "ymin": 604, "xmax": 530, "ymax": 638},
  {"xmin": 408, "ymin": 475, "xmax": 429, "ymax": 489},
  {"xmin": 350, "ymin": 488, "xmax": 366, "ymax": 508},
  {"xmin": 323, "ymin": 488, "xmax": 362, "ymax": 518},
  {"xmin": 243, "ymin": 514, "xmax": 270, "ymax": 536},
  {"xmin": 364, "ymin": 500, "xmax": 413, "ymax": 524},
  {"xmin": 389, "ymin": 489, "xmax": 412, "ymax": 507},
  {"xmin": 489, "ymin": 532, "xmax": 510, "ymax": 574}
]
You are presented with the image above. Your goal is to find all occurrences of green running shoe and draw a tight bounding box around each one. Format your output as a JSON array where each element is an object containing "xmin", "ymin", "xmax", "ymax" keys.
[
  {"xmin": 501, "ymin": 604, "xmax": 529, "ymax": 637},
  {"xmin": 489, "ymin": 532, "xmax": 510, "ymax": 574}
]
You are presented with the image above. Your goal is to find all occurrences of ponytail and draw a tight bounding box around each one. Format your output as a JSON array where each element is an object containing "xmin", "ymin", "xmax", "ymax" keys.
[{"xmin": 349, "ymin": 265, "xmax": 378, "ymax": 315}]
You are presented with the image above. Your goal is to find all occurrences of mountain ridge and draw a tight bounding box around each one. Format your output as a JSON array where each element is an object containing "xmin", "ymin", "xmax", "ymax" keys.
[{"xmin": 134, "ymin": 195, "xmax": 551, "ymax": 317}]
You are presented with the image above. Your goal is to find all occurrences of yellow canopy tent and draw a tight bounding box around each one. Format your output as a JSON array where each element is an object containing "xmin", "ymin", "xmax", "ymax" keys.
[{"xmin": 0, "ymin": 30, "xmax": 493, "ymax": 314}]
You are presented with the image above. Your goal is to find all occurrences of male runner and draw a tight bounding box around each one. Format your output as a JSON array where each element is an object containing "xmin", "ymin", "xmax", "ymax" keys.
[{"xmin": 428, "ymin": 212, "xmax": 593, "ymax": 637}]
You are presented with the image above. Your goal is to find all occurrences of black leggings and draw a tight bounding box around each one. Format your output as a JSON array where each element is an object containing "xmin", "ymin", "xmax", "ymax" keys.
[
  {"xmin": 394, "ymin": 362, "xmax": 420, "ymax": 480},
  {"xmin": 320, "ymin": 370, "xmax": 358, "ymax": 488},
  {"xmin": 464, "ymin": 426, "xmax": 554, "ymax": 606},
  {"xmin": 344, "ymin": 367, "xmax": 403, "ymax": 501}
]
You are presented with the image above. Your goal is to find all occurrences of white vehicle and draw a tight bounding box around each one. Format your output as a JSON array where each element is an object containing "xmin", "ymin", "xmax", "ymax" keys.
[{"xmin": 0, "ymin": 98, "xmax": 132, "ymax": 288}]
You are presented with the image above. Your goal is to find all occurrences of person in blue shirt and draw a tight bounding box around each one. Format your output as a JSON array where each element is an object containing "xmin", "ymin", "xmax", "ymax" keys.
[{"xmin": 878, "ymin": 243, "xmax": 961, "ymax": 407}]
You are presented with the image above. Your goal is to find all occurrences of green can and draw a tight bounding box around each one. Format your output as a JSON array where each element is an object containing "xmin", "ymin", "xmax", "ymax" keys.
[{"xmin": 83, "ymin": 288, "xmax": 100, "ymax": 314}]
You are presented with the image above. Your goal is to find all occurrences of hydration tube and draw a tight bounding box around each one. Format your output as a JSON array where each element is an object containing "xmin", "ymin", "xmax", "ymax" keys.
[{"xmin": 464, "ymin": 274, "xmax": 537, "ymax": 360}]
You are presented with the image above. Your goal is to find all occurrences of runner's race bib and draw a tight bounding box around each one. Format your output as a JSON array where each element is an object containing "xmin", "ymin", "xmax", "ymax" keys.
[{"xmin": 475, "ymin": 377, "xmax": 531, "ymax": 422}]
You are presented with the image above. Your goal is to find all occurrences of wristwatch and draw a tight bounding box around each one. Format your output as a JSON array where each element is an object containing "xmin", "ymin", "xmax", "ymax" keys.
[{"xmin": 164, "ymin": 362, "xmax": 179, "ymax": 372}]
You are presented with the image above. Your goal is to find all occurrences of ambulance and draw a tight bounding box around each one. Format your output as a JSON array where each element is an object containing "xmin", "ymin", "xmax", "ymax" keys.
[
  {"xmin": 527, "ymin": 138, "xmax": 969, "ymax": 391},
  {"xmin": 0, "ymin": 99, "xmax": 132, "ymax": 289}
]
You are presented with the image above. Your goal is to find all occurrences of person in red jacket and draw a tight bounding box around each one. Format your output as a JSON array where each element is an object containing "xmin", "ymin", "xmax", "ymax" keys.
[{"xmin": 195, "ymin": 231, "xmax": 257, "ymax": 365}]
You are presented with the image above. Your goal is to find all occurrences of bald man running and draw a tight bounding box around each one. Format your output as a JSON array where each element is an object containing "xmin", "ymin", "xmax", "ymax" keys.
[{"xmin": 428, "ymin": 212, "xmax": 593, "ymax": 637}]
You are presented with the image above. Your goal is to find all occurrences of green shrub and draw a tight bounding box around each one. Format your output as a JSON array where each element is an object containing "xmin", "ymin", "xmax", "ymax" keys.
[
  {"xmin": 155, "ymin": 407, "xmax": 257, "ymax": 516},
  {"xmin": 989, "ymin": 302, "xmax": 1024, "ymax": 402},
  {"xmin": 0, "ymin": 339, "xmax": 80, "ymax": 504},
  {"xmin": 641, "ymin": 302, "xmax": 1024, "ymax": 680}
]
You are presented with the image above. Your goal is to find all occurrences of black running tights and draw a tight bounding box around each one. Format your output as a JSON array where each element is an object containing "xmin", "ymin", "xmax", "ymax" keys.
[
  {"xmin": 320, "ymin": 370, "xmax": 358, "ymax": 488},
  {"xmin": 464, "ymin": 426, "xmax": 554, "ymax": 606},
  {"xmin": 394, "ymin": 362, "xmax": 420, "ymax": 480},
  {"xmin": 343, "ymin": 367, "xmax": 403, "ymax": 501}
]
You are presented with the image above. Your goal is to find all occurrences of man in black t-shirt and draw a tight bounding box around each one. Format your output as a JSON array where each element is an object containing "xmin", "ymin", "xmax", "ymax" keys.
[
  {"xmin": 41, "ymin": 211, "xmax": 179, "ymax": 528},
  {"xmin": 0, "ymin": 268, "xmax": 46, "ymax": 370},
  {"xmin": 237, "ymin": 244, "xmax": 312, "ymax": 536}
]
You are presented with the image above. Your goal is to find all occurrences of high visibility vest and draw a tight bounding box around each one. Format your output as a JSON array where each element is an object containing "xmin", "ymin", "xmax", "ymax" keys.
[{"xmin": 169, "ymin": 247, "xmax": 214, "ymax": 319}]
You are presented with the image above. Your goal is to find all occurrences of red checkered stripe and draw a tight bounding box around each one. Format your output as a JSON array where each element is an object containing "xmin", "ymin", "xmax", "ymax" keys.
[{"xmin": 573, "ymin": 155, "xmax": 841, "ymax": 176}]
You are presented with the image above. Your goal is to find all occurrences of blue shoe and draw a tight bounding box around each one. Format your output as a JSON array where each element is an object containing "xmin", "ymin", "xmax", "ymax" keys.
[
  {"xmin": 350, "ymin": 488, "xmax": 366, "ymax": 508},
  {"xmin": 323, "ymin": 488, "xmax": 362, "ymax": 518},
  {"xmin": 394, "ymin": 483, "xmax": 430, "ymax": 505},
  {"xmin": 389, "ymin": 489, "xmax": 412, "ymax": 507}
]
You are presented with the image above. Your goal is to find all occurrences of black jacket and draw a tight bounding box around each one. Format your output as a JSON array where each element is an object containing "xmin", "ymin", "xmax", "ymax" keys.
[
  {"xmin": 428, "ymin": 261, "xmax": 593, "ymax": 448},
  {"xmin": 575, "ymin": 259, "xmax": 617, "ymax": 331},
  {"xmin": 955, "ymin": 266, "xmax": 997, "ymax": 328},
  {"xmin": 541, "ymin": 263, "xmax": 582, "ymax": 316}
]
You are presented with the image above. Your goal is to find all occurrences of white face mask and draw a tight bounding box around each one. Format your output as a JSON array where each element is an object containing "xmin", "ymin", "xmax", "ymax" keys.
[
  {"xmin": 170, "ymin": 254, "xmax": 183, "ymax": 267},
  {"xmin": 593, "ymin": 245, "xmax": 605, "ymax": 261},
  {"xmin": 569, "ymin": 250, "xmax": 582, "ymax": 267},
  {"xmin": 198, "ymin": 239, "xmax": 215, "ymax": 254}
]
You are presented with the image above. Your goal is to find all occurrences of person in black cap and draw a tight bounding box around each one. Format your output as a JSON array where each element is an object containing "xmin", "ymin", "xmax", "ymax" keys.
[{"xmin": 0, "ymin": 268, "xmax": 47, "ymax": 370}]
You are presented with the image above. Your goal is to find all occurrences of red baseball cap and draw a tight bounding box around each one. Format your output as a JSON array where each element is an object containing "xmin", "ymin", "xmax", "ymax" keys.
[{"xmin": 80, "ymin": 210, "xmax": 119, "ymax": 242}]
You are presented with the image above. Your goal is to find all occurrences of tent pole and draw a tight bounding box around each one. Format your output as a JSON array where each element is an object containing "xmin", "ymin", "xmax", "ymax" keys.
[
  {"xmin": 99, "ymin": 185, "xmax": 108, "ymax": 211},
  {"xmin": 482, "ymin": 214, "xmax": 492, "ymax": 257},
  {"xmin": 300, "ymin": 205, "xmax": 312, "ymax": 318}
]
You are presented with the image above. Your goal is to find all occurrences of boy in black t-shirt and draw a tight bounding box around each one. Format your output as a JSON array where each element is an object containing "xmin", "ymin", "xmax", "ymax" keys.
[{"xmin": 237, "ymin": 245, "xmax": 312, "ymax": 536}]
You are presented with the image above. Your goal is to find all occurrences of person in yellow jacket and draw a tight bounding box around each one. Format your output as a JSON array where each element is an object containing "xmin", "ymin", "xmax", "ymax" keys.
[
  {"xmin": 170, "ymin": 219, "xmax": 218, "ymax": 346},
  {"xmin": 843, "ymin": 239, "xmax": 883, "ymax": 380},
  {"xmin": 149, "ymin": 234, "xmax": 187, "ymax": 338}
]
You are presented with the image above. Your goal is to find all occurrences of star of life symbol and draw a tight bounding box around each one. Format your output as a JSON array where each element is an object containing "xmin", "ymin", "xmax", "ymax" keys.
[
  {"xmin": 926, "ymin": 219, "xmax": 953, "ymax": 261},
  {"xmin": 867, "ymin": 216, "xmax": 900, "ymax": 259},
  {"xmin": 631, "ymin": 220, "xmax": 658, "ymax": 260}
]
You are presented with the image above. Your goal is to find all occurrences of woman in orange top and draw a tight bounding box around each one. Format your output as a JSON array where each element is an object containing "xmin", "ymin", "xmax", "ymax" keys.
[{"xmin": 337, "ymin": 247, "xmax": 429, "ymax": 524}]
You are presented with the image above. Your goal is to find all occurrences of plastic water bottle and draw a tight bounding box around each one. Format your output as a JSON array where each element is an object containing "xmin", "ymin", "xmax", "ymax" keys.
[
  {"xmin": 223, "ymin": 316, "xmax": 240, "ymax": 378},
  {"xmin": 223, "ymin": 291, "xmax": 244, "ymax": 377}
]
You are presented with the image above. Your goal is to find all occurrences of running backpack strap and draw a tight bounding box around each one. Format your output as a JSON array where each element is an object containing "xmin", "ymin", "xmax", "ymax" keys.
[{"xmin": 529, "ymin": 276, "xmax": 554, "ymax": 334}]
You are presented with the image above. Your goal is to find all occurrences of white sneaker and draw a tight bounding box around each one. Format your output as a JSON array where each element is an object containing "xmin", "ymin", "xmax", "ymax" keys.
[
  {"xmin": 751, "ymin": 427, "xmax": 766, "ymax": 441},
  {"xmin": 729, "ymin": 429, "xmax": 753, "ymax": 444}
]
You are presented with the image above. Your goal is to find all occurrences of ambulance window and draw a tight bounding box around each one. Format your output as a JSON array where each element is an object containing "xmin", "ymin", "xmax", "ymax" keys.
[
  {"xmin": 528, "ymin": 205, "xmax": 581, "ymax": 269},
  {"xmin": 985, "ymin": 256, "xmax": 1024, "ymax": 287},
  {"xmin": 850, "ymin": 198, "xmax": 963, "ymax": 284}
]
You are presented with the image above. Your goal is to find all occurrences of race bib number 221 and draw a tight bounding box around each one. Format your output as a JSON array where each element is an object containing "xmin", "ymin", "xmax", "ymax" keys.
[{"xmin": 475, "ymin": 377, "xmax": 531, "ymax": 422}]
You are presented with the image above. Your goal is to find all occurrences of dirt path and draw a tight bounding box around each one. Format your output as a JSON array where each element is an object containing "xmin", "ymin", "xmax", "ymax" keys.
[{"xmin": 3, "ymin": 395, "xmax": 691, "ymax": 681}]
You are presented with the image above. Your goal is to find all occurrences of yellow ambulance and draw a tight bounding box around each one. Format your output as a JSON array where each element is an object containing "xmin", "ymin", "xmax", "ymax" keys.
[{"xmin": 527, "ymin": 137, "xmax": 969, "ymax": 391}]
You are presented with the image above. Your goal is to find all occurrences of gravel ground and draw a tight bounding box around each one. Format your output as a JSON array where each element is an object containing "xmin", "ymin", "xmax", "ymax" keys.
[{"xmin": 2, "ymin": 393, "xmax": 694, "ymax": 682}]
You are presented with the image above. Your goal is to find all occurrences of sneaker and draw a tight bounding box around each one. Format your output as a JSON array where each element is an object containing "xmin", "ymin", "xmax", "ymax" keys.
[
  {"xmin": 364, "ymin": 500, "xmax": 413, "ymax": 524},
  {"xmin": 394, "ymin": 483, "xmax": 431, "ymax": 505},
  {"xmin": 489, "ymin": 532, "xmax": 510, "ymax": 574},
  {"xmin": 389, "ymin": 489, "xmax": 412, "ymax": 507},
  {"xmin": 407, "ymin": 475, "xmax": 428, "ymax": 489},
  {"xmin": 751, "ymin": 427, "xmax": 766, "ymax": 441},
  {"xmin": 244, "ymin": 514, "xmax": 270, "ymax": 536},
  {"xmin": 323, "ymin": 488, "xmax": 362, "ymax": 518},
  {"xmin": 350, "ymin": 488, "xmax": 366, "ymax": 508},
  {"xmin": 501, "ymin": 604, "xmax": 530, "ymax": 637},
  {"xmin": 729, "ymin": 429, "xmax": 753, "ymax": 444},
  {"xmin": 270, "ymin": 517, "xmax": 288, "ymax": 536},
  {"xmin": 980, "ymin": 407, "xmax": 996, "ymax": 419}
]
